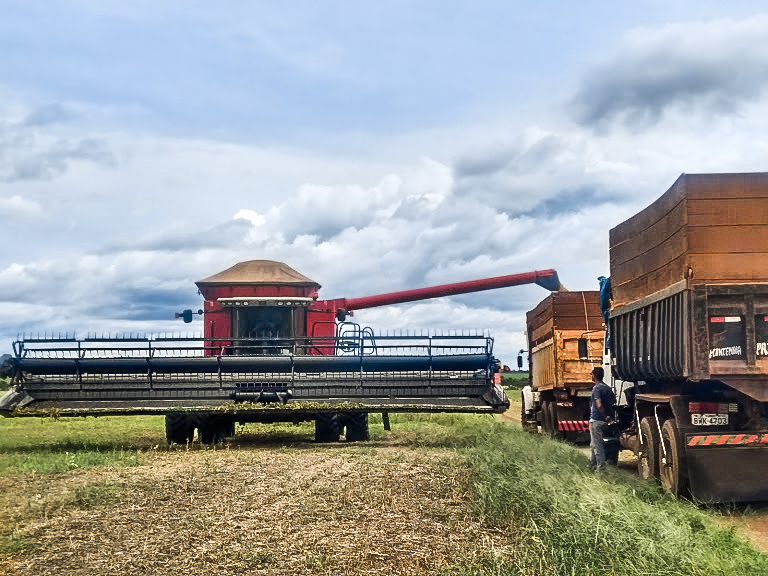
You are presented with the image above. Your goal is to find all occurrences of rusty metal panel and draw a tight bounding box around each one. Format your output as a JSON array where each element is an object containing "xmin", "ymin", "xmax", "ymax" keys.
[{"xmin": 610, "ymin": 173, "xmax": 768, "ymax": 308}]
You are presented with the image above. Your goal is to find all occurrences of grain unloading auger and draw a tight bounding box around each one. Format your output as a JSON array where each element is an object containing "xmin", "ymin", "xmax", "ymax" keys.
[{"xmin": 0, "ymin": 261, "xmax": 561, "ymax": 443}]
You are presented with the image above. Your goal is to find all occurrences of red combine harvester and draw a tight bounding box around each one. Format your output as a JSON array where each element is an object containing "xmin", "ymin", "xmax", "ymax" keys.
[{"xmin": 0, "ymin": 260, "xmax": 561, "ymax": 444}]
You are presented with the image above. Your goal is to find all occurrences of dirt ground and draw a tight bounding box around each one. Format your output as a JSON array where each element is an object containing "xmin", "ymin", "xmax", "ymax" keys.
[
  {"xmin": 0, "ymin": 432, "xmax": 514, "ymax": 576},
  {"xmin": 501, "ymin": 400, "xmax": 768, "ymax": 554}
]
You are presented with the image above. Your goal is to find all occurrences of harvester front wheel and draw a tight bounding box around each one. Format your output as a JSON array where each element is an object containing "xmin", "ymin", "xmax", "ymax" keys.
[
  {"xmin": 198, "ymin": 416, "xmax": 232, "ymax": 445},
  {"xmin": 659, "ymin": 418, "xmax": 688, "ymax": 497},
  {"xmin": 165, "ymin": 413, "xmax": 194, "ymax": 445},
  {"xmin": 315, "ymin": 413, "xmax": 340, "ymax": 443},
  {"xmin": 637, "ymin": 416, "xmax": 661, "ymax": 480},
  {"xmin": 345, "ymin": 412, "xmax": 369, "ymax": 442}
]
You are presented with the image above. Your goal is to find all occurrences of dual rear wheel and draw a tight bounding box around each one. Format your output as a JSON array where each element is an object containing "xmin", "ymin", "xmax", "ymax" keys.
[
  {"xmin": 637, "ymin": 415, "xmax": 687, "ymax": 497},
  {"xmin": 541, "ymin": 401, "xmax": 563, "ymax": 440}
]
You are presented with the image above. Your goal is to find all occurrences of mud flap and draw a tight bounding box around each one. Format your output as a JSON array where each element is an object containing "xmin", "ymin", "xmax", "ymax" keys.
[{"xmin": 686, "ymin": 445, "xmax": 768, "ymax": 503}]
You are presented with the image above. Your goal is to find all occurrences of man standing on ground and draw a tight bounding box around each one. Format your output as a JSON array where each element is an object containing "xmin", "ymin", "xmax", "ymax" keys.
[{"xmin": 589, "ymin": 366, "xmax": 615, "ymax": 471}]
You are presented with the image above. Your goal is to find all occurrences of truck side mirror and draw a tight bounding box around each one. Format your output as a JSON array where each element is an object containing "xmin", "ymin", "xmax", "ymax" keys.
[
  {"xmin": 175, "ymin": 309, "xmax": 203, "ymax": 323},
  {"xmin": 517, "ymin": 354, "xmax": 523, "ymax": 369},
  {"xmin": 578, "ymin": 338, "xmax": 589, "ymax": 360}
]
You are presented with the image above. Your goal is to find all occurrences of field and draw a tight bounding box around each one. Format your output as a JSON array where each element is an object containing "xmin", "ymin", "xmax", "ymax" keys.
[{"xmin": 1, "ymin": 413, "xmax": 767, "ymax": 575}]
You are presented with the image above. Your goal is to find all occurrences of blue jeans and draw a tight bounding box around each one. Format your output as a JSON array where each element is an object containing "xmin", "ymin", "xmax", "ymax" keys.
[{"xmin": 590, "ymin": 419, "xmax": 608, "ymax": 470}]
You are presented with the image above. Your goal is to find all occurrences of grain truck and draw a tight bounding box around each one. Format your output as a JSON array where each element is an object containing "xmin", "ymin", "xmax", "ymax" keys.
[
  {"xmin": 521, "ymin": 291, "xmax": 605, "ymax": 444},
  {"xmin": 606, "ymin": 172, "xmax": 768, "ymax": 502},
  {"xmin": 0, "ymin": 260, "xmax": 562, "ymax": 444}
]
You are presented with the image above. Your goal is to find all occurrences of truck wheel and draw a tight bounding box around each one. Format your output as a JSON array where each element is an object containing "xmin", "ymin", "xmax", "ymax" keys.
[
  {"xmin": 541, "ymin": 402, "xmax": 551, "ymax": 435},
  {"xmin": 345, "ymin": 412, "xmax": 369, "ymax": 442},
  {"xmin": 659, "ymin": 418, "xmax": 688, "ymax": 497},
  {"xmin": 520, "ymin": 391, "xmax": 526, "ymax": 424},
  {"xmin": 165, "ymin": 414, "xmax": 194, "ymax": 444},
  {"xmin": 550, "ymin": 404, "xmax": 564, "ymax": 440},
  {"xmin": 315, "ymin": 413, "xmax": 340, "ymax": 443},
  {"xmin": 637, "ymin": 416, "xmax": 661, "ymax": 480}
]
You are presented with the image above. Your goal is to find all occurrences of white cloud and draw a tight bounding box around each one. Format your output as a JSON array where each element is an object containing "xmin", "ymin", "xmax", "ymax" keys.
[
  {"xmin": 0, "ymin": 195, "xmax": 43, "ymax": 217},
  {"xmin": 233, "ymin": 209, "xmax": 265, "ymax": 227}
]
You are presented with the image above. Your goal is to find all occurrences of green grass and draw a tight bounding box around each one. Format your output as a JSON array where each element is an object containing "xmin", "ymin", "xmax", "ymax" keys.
[
  {"xmin": 1, "ymin": 411, "xmax": 766, "ymax": 576},
  {"xmin": 501, "ymin": 371, "xmax": 529, "ymax": 391},
  {"xmin": 388, "ymin": 413, "xmax": 768, "ymax": 576},
  {"xmin": 0, "ymin": 415, "xmax": 161, "ymax": 476}
]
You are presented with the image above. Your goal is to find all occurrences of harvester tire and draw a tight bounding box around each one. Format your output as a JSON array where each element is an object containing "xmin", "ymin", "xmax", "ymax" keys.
[
  {"xmin": 198, "ymin": 416, "xmax": 231, "ymax": 445},
  {"xmin": 637, "ymin": 416, "xmax": 661, "ymax": 480},
  {"xmin": 659, "ymin": 418, "xmax": 688, "ymax": 497},
  {"xmin": 345, "ymin": 412, "xmax": 369, "ymax": 442},
  {"xmin": 165, "ymin": 413, "xmax": 194, "ymax": 445},
  {"xmin": 315, "ymin": 413, "xmax": 340, "ymax": 443}
]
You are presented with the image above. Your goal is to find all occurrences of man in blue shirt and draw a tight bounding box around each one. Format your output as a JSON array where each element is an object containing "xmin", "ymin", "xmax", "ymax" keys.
[{"xmin": 589, "ymin": 366, "xmax": 615, "ymax": 471}]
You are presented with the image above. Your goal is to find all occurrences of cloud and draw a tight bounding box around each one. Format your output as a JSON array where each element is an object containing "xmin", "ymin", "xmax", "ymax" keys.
[
  {"xmin": 0, "ymin": 195, "xmax": 43, "ymax": 218},
  {"xmin": 233, "ymin": 209, "xmax": 265, "ymax": 227},
  {"xmin": 6, "ymin": 138, "xmax": 117, "ymax": 181},
  {"xmin": 23, "ymin": 103, "xmax": 76, "ymax": 126},
  {"xmin": 571, "ymin": 15, "xmax": 768, "ymax": 127}
]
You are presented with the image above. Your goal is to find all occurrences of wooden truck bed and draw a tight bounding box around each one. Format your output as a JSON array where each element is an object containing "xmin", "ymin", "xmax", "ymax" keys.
[
  {"xmin": 609, "ymin": 173, "xmax": 768, "ymax": 308},
  {"xmin": 527, "ymin": 292, "xmax": 604, "ymax": 391}
]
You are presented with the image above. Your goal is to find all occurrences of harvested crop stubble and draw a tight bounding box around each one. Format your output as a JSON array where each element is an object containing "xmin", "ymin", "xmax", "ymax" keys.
[{"xmin": 0, "ymin": 444, "xmax": 512, "ymax": 575}]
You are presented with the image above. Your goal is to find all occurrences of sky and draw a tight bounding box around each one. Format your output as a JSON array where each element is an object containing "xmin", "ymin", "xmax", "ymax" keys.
[{"xmin": 1, "ymin": 1, "xmax": 768, "ymax": 365}]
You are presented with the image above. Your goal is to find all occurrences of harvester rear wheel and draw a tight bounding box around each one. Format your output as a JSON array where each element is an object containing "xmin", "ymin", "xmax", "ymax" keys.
[
  {"xmin": 637, "ymin": 416, "xmax": 661, "ymax": 480},
  {"xmin": 345, "ymin": 412, "xmax": 369, "ymax": 442},
  {"xmin": 659, "ymin": 418, "xmax": 688, "ymax": 497},
  {"xmin": 315, "ymin": 413, "xmax": 340, "ymax": 443},
  {"xmin": 165, "ymin": 414, "xmax": 194, "ymax": 445}
]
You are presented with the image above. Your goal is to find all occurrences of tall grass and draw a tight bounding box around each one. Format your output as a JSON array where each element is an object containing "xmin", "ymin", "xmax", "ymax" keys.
[{"xmin": 410, "ymin": 415, "xmax": 768, "ymax": 576}]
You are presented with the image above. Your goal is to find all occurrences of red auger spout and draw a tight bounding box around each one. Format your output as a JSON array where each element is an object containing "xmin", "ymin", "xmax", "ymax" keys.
[{"xmin": 335, "ymin": 269, "xmax": 563, "ymax": 313}]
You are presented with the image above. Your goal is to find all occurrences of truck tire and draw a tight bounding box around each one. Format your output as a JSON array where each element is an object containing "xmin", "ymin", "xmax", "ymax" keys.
[
  {"xmin": 550, "ymin": 404, "xmax": 564, "ymax": 440},
  {"xmin": 520, "ymin": 391, "xmax": 527, "ymax": 424},
  {"xmin": 315, "ymin": 413, "xmax": 340, "ymax": 443},
  {"xmin": 637, "ymin": 416, "xmax": 661, "ymax": 480},
  {"xmin": 659, "ymin": 418, "xmax": 688, "ymax": 497},
  {"xmin": 541, "ymin": 402, "xmax": 551, "ymax": 435},
  {"xmin": 345, "ymin": 412, "xmax": 369, "ymax": 442},
  {"xmin": 165, "ymin": 413, "xmax": 194, "ymax": 444}
]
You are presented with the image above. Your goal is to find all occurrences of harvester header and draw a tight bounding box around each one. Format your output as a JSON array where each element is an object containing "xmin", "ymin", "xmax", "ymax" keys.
[{"xmin": 1, "ymin": 259, "xmax": 561, "ymax": 445}]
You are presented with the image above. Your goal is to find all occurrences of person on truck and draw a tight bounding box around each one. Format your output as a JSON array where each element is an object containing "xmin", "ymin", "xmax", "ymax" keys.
[{"xmin": 589, "ymin": 366, "xmax": 615, "ymax": 471}]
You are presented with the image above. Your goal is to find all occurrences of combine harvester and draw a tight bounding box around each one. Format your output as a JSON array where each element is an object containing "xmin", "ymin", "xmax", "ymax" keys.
[{"xmin": 0, "ymin": 261, "xmax": 561, "ymax": 444}]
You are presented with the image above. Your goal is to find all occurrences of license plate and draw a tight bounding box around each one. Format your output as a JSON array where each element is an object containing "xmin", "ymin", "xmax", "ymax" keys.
[{"xmin": 691, "ymin": 413, "xmax": 728, "ymax": 426}]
